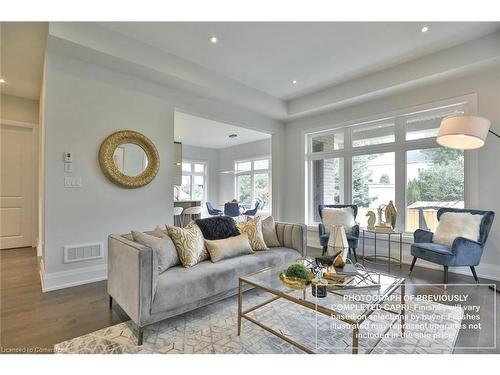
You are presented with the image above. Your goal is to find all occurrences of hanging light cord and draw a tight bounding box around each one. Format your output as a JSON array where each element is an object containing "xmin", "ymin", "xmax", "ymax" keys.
[{"xmin": 489, "ymin": 129, "xmax": 500, "ymax": 139}]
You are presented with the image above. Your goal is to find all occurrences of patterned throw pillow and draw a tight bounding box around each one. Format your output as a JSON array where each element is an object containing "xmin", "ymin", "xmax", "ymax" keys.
[
  {"xmin": 236, "ymin": 217, "xmax": 268, "ymax": 251},
  {"xmin": 165, "ymin": 222, "xmax": 209, "ymax": 267}
]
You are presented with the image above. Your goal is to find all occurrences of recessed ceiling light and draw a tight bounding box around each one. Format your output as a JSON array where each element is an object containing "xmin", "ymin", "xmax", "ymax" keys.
[
  {"xmin": 421, "ymin": 26, "xmax": 429, "ymax": 33},
  {"xmin": 209, "ymin": 36, "xmax": 218, "ymax": 44},
  {"xmin": 0, "ymin": 78, "xmax": 5, "ymax": 83},
  {"xmin": 292, "ymin": 80, "xmax": 297, "ymax": 85},
  {"xmin": 229, "ymin": 134, "xmax": 238, "ymax": 138}
]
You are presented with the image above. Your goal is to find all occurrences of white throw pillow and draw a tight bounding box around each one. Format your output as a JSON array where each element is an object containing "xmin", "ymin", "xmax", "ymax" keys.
[
  {"xmin": 433, "ymin": 212, "xmax": 483, "ymax": 247},
  {"xmin": 322, "ymin": 207, "xmax": 356, "ymax": 235}
]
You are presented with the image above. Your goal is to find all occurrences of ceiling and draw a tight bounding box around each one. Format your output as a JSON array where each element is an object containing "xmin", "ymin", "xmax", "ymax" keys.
[
  {"xmin": 0, "ymin": 22, "xmax": 48, "ymax": 99},
  {"xmin": 101, "ymin": 22, "xmax": 500, "ymax": 99},
  {"xmin": 174, "ymin": 111, "xmax": 270, "ymax": 149}
]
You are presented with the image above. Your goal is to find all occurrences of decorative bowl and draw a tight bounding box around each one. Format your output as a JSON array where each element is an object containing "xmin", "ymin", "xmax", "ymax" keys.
[{"xmin": 279, "ymin": 270, "xmax": 314, "ymax": 289}]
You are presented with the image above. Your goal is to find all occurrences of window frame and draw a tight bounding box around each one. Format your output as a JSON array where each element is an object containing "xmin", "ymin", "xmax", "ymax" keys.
[
  {"xmin": 304, "ymin": 94, "xmax": 478, "ymax": 234},
  {"xmin": 181, "ymin": 160, "xmax": 208, "ymax": 203},
  {"xmin": 234, "ymin": 156, "xmax": 272, "ymax": 213}
]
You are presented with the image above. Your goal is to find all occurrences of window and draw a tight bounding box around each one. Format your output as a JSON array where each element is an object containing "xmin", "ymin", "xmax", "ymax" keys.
[
  {"xmin": 310, "ymin": 131, "xmax": 344, "ymax": 153},
  {"xmin": 352, "ymin": 153, "xmax": 395, "ymax": 227},
  {"xmin": 181, "ymin": 161, "xmax": 207, "ymax": 201},
  {"xmin": 406, "ymin": 148, "xmax": 464, "ymax": 232},
  {"xmin": 352, "ymin": 122, "xmax": 395, "ymax": 147},
  {"xmin": 310, "ymin": 157, "xmax": 344, "ymax": 222},
  {"xmin": 305, "ymin": 99, "xmax": 470, "ymax": 232},
  {"xmin": 405, "ymin": 106, "xmax": 465, "ymax": 141},
  {"xmin": 235, "ymin": 157, "xmax": 271, "ymax": 212}
]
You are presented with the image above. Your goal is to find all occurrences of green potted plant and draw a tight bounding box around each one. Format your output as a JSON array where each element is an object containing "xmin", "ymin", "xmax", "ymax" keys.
[{"xmin": 279, "ymin": 263, "xmax": 313, "ymax": 289}]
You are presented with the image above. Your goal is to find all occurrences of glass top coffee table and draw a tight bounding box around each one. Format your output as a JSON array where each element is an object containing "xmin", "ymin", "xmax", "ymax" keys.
[{"xmin": 237, "ymin": 261, "xmax": 406, "ymax": 354}]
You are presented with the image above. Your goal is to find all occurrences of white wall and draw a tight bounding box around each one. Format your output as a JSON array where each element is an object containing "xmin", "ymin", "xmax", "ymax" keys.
[
  {"xmin": 41, "ymin": 51, "xmax": 175, "ymax": 290},
  {"xmin": 218, "ymin": 138, "xmax": 272, "ymax": 204},
  {"xmin": 283, "ymin": 62, "xmax": 500, "ymax": 281}
]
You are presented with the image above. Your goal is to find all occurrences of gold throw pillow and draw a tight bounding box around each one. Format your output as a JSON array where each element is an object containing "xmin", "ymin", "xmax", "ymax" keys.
[
  {"xmin": 205, "ymin": 233, "xmax": 254, "ymax": 262},
  {"xmin": 236, "ymin": 217, "xmax": 268, "ymax": 251},
  {"xmin": 165, "ymin": 222, "xmax": 209, "ymax": 267}
]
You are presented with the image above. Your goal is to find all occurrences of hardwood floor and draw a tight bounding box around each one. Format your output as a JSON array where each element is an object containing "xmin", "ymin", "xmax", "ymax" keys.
[
  {"xmin": 0, "ymin": 247, "xmax": 128, "ymax": 353},
  {"xmin": 1, "ymin": 246, "xmax": 498, "ymax": 353}
]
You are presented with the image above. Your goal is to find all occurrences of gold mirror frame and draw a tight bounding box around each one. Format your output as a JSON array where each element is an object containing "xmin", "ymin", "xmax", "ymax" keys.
[{"xmin": 98, "ymin": 130, "xmax": 160, "ymax": 188}]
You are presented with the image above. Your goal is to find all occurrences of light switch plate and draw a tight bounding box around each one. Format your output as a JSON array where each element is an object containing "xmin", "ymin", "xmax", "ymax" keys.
[
  {"xmin": 64, "ymin": 177, "xmax": 82, "ymax": 188},
  {"xmin": 64, "ymin": 162, "xmax": 73, "ymax": 173}
]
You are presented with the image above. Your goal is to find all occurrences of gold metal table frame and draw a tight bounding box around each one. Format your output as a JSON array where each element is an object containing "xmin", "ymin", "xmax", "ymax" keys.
[{"xmin": 237, "ymin": 267, "xmax": 406, "ymax": 354}]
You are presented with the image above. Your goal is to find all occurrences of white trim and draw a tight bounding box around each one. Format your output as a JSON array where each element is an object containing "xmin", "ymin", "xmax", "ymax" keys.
[
  {"xmin": 0, "ymin": 118, "xmax": 36, "ymax": 129},
  {"xmin": 40, "ymin": 263, "xmax": 107, "ymax": 292}
]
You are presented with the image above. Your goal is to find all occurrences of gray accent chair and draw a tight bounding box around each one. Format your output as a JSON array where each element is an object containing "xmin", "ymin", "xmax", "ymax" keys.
[
  {"xmin": 410, "ymin": 208, "xmax": 495, "ymax": 285},
  {"xmin": 108, "ymin": 222, "xmax": 307, "ymax": 345}
]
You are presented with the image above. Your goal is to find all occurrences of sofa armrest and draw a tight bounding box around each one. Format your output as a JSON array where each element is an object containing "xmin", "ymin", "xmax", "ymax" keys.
[
  {"xmin": 414, "ymin": 229, "xmax": 433, "ymax": 243},
  {"xmin": 276, "ymin": 222, "xmax": 307, "ymax": 257},
  {"xmin": 108, "ymin": 234, "xmax": 157, "ymax": 326}
]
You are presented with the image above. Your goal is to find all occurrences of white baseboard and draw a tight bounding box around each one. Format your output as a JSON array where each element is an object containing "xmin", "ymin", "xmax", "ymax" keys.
[{"xmin": 40, "ymin": 263, "xmax": 107, "ymax": 292}]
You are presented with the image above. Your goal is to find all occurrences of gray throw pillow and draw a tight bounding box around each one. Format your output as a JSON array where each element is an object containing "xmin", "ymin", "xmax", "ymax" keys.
[
  {"xmin": 131, "ymin": 230, "xmax": 179, "ymax": 273},
  {"xmin": 205, "ymin": 233, "xmax": 254, "ymax": 262},
  {"xmin": 261, "ymin": 216, "xmax": 281, "ymax": 247}
]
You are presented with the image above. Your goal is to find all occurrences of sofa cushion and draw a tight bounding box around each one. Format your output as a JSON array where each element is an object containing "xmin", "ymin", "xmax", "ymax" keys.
[
  {"xmin": 261, "ymin": 216, "xmax": 281, "ymax": 247},
  {"xmin": 237, "ymin": 216, "xmax": 268, "ymax": 251},
  {"xmin": 151, "ymin": 247, "xmax": 300, "ymax": 314},
  {"xmin": 433, "ymin": 212, "xmax": 483, "ymax": 247},
  {"xmin": 131, "ymin": 230, "xmax": 179, "ymax": 273},
  {"xmin": 205, "ymin": 233, "xmax": 254, "ymax": 262},
  {"xmin": 410, "ymin": 242, "xmax": 455, "ymax": 266},
  {"xmin": 195, "ymin": 216, "xmax": 239, "ymax": 240},
  {"xmin": 165, "ymin": 222, "xmax": 209, "ymax": 268}
]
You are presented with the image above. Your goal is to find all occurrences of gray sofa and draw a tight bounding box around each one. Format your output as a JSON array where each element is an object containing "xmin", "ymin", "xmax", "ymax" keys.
[{"xmin": 107, "ymin": 221, "xmax": 307, "ymax": 345}]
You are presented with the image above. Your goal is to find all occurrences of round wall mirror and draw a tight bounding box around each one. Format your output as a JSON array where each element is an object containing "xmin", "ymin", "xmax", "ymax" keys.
[
  {"xmin": 99, "ymin": 130, "xmax": 159, "ymax": 188},
  {"xmin": 113, "ymin": 143, "xmax": 149, "ymax": 177}
]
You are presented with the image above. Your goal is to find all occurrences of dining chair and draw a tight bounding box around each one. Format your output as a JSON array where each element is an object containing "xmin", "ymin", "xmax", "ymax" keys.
[{"xmin": 206, "ymin": 202, "xmax": 223, "ymax": 216}]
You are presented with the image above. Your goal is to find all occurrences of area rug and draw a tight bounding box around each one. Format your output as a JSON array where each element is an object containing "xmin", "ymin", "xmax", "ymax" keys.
[{"xmin": 54, "ymin": 289, "xmax": 463, "ymax": 354}]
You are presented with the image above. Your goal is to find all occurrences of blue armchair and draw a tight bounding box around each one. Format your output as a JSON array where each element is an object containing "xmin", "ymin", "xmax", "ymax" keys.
[
  {"xmin": 318, "ymin": 204, "xmax": 360, "ymax": 262},
  {"xmin": 410, "ymin": 208, "xmax": 495, "ymax": 284}
]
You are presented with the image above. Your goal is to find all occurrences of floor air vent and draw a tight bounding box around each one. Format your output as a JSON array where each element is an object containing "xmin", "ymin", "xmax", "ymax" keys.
[{"xmin": 63, "ymin": 242, "xmax": 104, "ymax": 263}]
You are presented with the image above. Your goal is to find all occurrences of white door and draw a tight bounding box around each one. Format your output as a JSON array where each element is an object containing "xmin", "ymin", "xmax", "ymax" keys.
[{"xmin": 0, "ymin": 124, "xmax": 34, "ymax": 249}]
